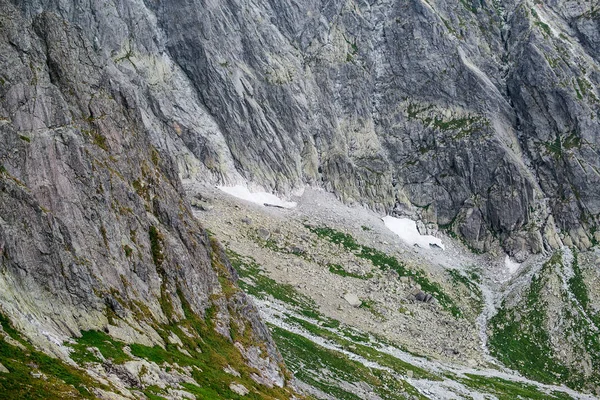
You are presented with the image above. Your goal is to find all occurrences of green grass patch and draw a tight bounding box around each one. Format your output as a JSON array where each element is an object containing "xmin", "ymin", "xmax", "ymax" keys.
[
  {"xmin": 448, "ymin": 269, "xmax": 479, "ymax": 292},
  {"xmin": 568, "ymin": 251, "xmax": 589, "ymax": 310},
  {"xmin": 123, "ymin": 244, "xmax": 133, "ymax": 258},
  {"xmin": 431, "ymin": 115, "xmax": 482, "ymax": 137},
  {"xmin": 227, "ymin": 249, "xmax": 320, "ymax": 320},
  {"xmin": 180, "ymin": 382, "xmax": 227, "ymax": 399},
  {"xmin": 575, "ymin": 77, "xmax": 598, "ymax": 103},
  {"xmin": 0, "ymin": 314, "xmax": 106, "ymax": 399},
  {"xmin": 143, "ymin": 385, "xmax": 168, "ymax": 400},
  {"xmin": 405, "ymin": 103, "xmax": 486, "ymax": 139},
  {"xmin": 92, "ymin": 132, "xmax": 108, "ymax": 150},
  {"xmin": 144, "ymin": 286, "xmax": 295, "ymax": 399},
  {"xmin": 406, "ymin": 103, "xmax": 433, "ymax": 120},
  {"xmin": 459, "ymin": 0, "xmax": 477, "ymax": 13},
  {"xmin": 83, "ymin": 128, "xmax": 108, "ymax": 151},
  {"xmin": 545, "ymin": 135, "xmax": 564, "ymax": 158},
  {"xmin": 0, "ymin": 244, "xmax": 298, "ymax": 399},
  {"xmin": 282, "ymin": 315, "xmax": 437, "ymax": 381},
  {"xmin": 271, "ymin": 326, "xmax": 425, "ymax": 400},
  {"xmin": 358, "ymin": 299, "xmax": 386, "ymax": 320},
  {"xmin": 448, "ymin": 269, "xmax": 483, "ymax": 315},
  {"xmin": 68, "ymin": 330, "xmax": 131, "ymax": 364},
  {"xmin": 535, "ymin": 21, "xmax": 551, "ymax": 37},
  {"xmin": 149, "ymin": 225, "xmax": 164, "ymax": 268},
  {"xmin": 563, "ymin": 252, "xmax": 600, "ymax": 389},
  {"xmin": 488, "ymin": 249, "xmax": 600, "ymax": 390},
  {"xmin": 488, "ymin": 252, "xmax": 575, "ymax": 387},
  {"xmin": 123, "ymin": 290, "xmax": 296, "ymax": 400},
  {"xmin": 459, "ymin": 373, "xmax": 574, "ymax": 400},
  {"xmin": 328, "ymin": 263, "xmax": 372, "ymax": 279},
  {"xmin": 225, "ymin": 247, "xmax": 438, "ymax": 386}
]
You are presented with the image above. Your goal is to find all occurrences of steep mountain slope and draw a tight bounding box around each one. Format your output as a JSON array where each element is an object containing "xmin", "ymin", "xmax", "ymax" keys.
[
  {"xmin": 0, "ymin": 0, "xmax": 599, "ymax": 399},
  {"xmin": 489, "ymin": 250, "xmax": 600, "ymax": 393},
  {"xmin": 0, "ymin": 2, "xmax": 295, "ymax": 398},
  {"xmin": 11, "ymin": 0, "xmax": 599, "ymax": 257}
]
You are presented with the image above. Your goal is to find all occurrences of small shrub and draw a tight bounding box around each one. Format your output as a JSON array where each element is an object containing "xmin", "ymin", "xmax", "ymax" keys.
[
  {"xmin": 123, "ymin": 245, "xmax": 133, "ymax": 258},
  {"xmin": 149, "ymin": 225, "xmax": 164, "ymax": 267}
]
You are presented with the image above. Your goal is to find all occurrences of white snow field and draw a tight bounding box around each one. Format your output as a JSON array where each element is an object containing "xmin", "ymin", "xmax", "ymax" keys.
[
  {"xmin": 217, "ymin": 185, "xmax": 297, "ymax": 208},
  {"xmin": 505, "ymin": 255, "xmax": 521, "ymax": 274},
  {"xmin": 382, "ymin": 216, "xmax": 445, "ymax": 250}
]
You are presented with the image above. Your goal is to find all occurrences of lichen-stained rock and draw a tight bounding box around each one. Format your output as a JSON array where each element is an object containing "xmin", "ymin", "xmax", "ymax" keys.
[
  {"xmin": 506, "ymin": 2, "xmax": 600, "ymax": 249},
  {"xmin": 1, "ymin": 0, "xmax": 600, "ymax": 396}
]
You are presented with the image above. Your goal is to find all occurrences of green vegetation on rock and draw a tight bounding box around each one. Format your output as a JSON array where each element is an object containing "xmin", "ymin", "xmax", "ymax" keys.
[
  {"xmin": 0, "ymin": 313, "xmax": 105, "ymax": 399},
  {"xmin": 568, "ymin": 252, "xmax": 589, "ymax": 311},
  {"xmin": 405, "ymin": 103, "xmax": 488, "ymax": 139},
  {"xmin": 489, "ymin": 253, "xmax": 572, "ymax": 385},
  {"xmin": 226, "ymin": 247, "xmax": 441, "ymax": 398},
  {"xmin": 306, "ymin": 225, "xmax": 462, "ymax": 317},
  {"xmin": 1, "ymin": 241, "xmax": 300, "ymax": 400},
  {"xmin": 271, "ymin": 326, "xmax": 426, "ymax": 400},
  {"xmin": 227, "ymin": 249, "xmax": 321, "ymax": 320},
  {"xmin": 448, "ymin": 268, "xmax": 484, "ymax": 316},
  {"xmin": 65, "ymin": 288, "xmax": 297, "ymax": 400},
  {"xmin": 283, "ymin": 315, "xmax": 437, "ymax": 381},
  {"xmin": 328, "ymin": 263, "xmax": 372, "ymax": 280},
  {"xmin": 457, "ymin": 373, "xmax": 574, "ymax": 400},
  {"xmin": 68, "ymin": 330, "xmax": 130, "ymax": 364},
  {"xmin": 149, "ymin": 225, "xmax": 164, "ymax": 268},
  {"xmin": 489, "ymin": 251, "xmax": 600, "ymax": 391}
]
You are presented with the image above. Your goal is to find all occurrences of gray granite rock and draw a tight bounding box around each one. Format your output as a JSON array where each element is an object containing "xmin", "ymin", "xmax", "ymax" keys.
[
  {"xmin": 0, "ymin": 1, "xmax": 286, "ymax": 393},
  {"xmin": 9, "ymin": 0, "xmax": 598, "ymax": 256}
]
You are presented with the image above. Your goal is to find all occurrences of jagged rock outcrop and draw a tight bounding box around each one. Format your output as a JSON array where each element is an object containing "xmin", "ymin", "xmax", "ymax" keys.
[{"xmin": 505, "ymin": 2, "xmax": 600, "ymax": 253}]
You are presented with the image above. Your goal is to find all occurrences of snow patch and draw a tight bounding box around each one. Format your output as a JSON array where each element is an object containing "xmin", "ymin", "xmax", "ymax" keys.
[
  {"xmin": 504, "ymin": 256, "xmax": 521, "ymax": 275},
  {"xmin": 382, "ymin": 216, "xmax": 444, "ymax": 250},
  {"xmin": 218, "ymin": 185, "xmax": 297, "ymax": 208}
]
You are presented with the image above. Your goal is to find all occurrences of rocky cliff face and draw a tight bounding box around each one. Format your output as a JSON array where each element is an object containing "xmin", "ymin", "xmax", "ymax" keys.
[
  {"xmin": 0, "ymin": 1, "xmax": 294, "ymax": 398},
  {"xmin": 12, "ymin": 0, "xmax": 598, "ymax": 258},
  {"xmin": 0, "ymin": 0, "xmax": 599, "ymax": 398}
]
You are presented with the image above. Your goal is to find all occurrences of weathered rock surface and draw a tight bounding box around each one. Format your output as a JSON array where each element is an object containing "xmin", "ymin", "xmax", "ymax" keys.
[
  {"xmin": 0, "ymin": 1, "xmax": 291, "ymax": 397},
  {"xmin": 230, "ymin": 382, "xmax": 250, "ymax": 396},
  {"xmin": 6, "ymin": 0, "xmax": 598, "ymax": 257},
  {"xmin": 343, "ymin": 293, "xmax": 362, "ymax": 307},
  {"xmin": 1, "ymin": 0, "xmax": 600, "ymax": 397}
]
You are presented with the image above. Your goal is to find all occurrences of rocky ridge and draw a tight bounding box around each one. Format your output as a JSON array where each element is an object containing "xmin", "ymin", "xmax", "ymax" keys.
[{"xmin": 0, "ymin": 1, "xmax": 297, "ymax": 398}]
